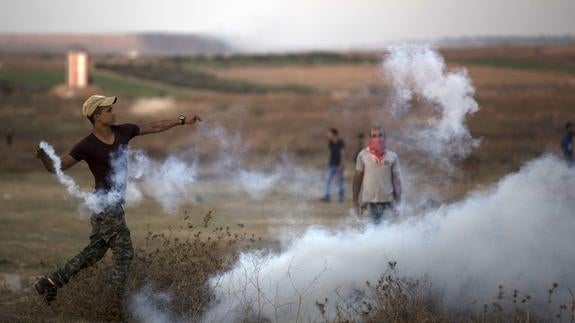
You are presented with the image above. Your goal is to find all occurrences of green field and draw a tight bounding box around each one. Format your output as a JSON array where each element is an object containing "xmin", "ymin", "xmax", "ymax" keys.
[
  {"xmin": 179, "ymin": 52, "xmax": 379, "ymax": 68},
  {"xmin": 456, "ymin": 57, "xmax": 575, "ymax": 74},
  {"xmin": 0, "ymin": 68, "xmax": 189, "ymax": 96},
  {"xmin": 0, "ymin": 69, "xmax": 65, "ymax": 91},
  {"xmin": 96, "ymin": 62, "xmax": 313, "ymax": 94},
  {"xmin": 92, "ymin": 70, "xmax": 190, "ymax": 97}
]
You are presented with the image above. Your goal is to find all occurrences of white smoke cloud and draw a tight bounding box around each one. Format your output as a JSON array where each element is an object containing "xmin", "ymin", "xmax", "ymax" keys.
[
  {"xmin": 205, "ymin": 155, "xmax": 575, "ymax": 322},
  {"xmin": 193, "ymin": 124, "xmax": 246, "ymax": 172},
  {"xmin": 235, "ymin": 157, "xmax": 323, "ymax": 201},
  {"xmin": 382, "ymin": 44, "xmax": 480, "ymax": 167},
  {"xmin": 127, "ymin": 151, "xmax": 199, "ymax": 213},
  {"xmin": 130, "ymin": 284, "xmax": 179, "ymax": 323},
  {"xmin": 237, "ymin": 170, "xmax": 282, "ymax": 200},
  {"xmin": 188, "ymin": 123, "xmax": 323, "ymax": 201},
  {"xmin": 39, "ymin": 142, "xmax": 198, "ymax": 214}
]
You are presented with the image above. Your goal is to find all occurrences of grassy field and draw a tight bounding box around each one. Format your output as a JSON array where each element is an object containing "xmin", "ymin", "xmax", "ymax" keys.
[
  {"xmin": 0, "ymin": 66, "xmax": 189, "ymax": 96},
  {"xmin": 455, "ymin": 57, "xmax": 575, "ymax": 74},
  {"xmin": 1, "ymin": 44, "xmax": 575, "ymax": 321},
  {"xmin": 0, "ymin": 68, "xmax": 65, "ymax": 91},
  {"xmin": 96, "ymin": 62, "xmax": 313, "ymax": 94}
]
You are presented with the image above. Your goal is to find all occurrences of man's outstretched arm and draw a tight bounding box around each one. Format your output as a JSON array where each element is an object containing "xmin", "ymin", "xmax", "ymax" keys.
[{"xmin": 138, "ymin": 114, "xmax": 201, "ymax": 136}]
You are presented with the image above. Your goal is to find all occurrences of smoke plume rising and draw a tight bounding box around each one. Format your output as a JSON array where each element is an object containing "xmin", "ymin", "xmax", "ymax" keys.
[
  {"xmin": 382, "ymin": 44, "xmax": 480, "ymax": 167},
  {"xmin": 204, "ymin": 155, "xmax": 575, "ymax": 322}
]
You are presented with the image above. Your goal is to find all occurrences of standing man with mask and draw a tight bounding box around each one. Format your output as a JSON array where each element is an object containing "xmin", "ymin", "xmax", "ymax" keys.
[
  {"xmin": 353, "ymin": 126, "xmax": 402, "ymax": 224},
  {"xmin": 34, "ymin": 95, "xmax": 201, "ymax": 307},
  {"xmin": 321, "ymin": 128, "xmax": 345, "ymax": 203}
]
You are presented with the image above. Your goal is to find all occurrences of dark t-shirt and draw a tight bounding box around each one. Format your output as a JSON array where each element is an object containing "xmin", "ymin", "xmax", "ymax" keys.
[
  {"xmin": 70, "ymin": 124, "xmax": 140, "ymax": 191},
  {"xmin": 328, "ymin": 138, "xmax": 345, "ymax": 166}
]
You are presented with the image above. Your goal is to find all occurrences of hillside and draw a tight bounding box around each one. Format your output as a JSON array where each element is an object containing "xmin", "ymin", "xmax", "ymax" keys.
[{"xmin": 0, "ymin": 32, "xmax": 232, "ymax": 56}]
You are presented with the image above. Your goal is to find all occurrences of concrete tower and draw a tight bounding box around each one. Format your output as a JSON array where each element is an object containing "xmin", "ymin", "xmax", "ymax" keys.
[{"xmin": 67, "ymin": 51, "xmax": 90, "ymax": 89}]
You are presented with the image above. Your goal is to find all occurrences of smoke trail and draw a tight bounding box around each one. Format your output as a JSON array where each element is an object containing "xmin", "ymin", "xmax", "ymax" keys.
[
  {"xmin": 189, "ymin": 124, "xmax": 246, "ymax": 172},
  {"xmin": 235, "ymin": 157, "xmax": 323, "ymax": 201},
  {"xmin": 382, "ymin": 44, "xmax": 480, "ymax": 167},
  {"xmin": 237, "ymin": 170, "xmax": 282, "ymax": 200},
  {"xmin": 128, "ymin": 151, "xmax": 199, "ymax": 213},
  {"xmin": 187, "ymin": 123, "xmax": 322, "ymax": 201},
  {"xmin": 39, "ymin": 142, "xmax": 198, "ymax": 214},
  {"xmin": 39, "ymin": 141, "xmax": 123, "ymax": 214},
  {"xmin": 204, "ymin": 155, "xmax": 575, "ymax": 322},
  {"xmin": 42, "ymin": 125, "xmax": 316, "ymax": 214}
]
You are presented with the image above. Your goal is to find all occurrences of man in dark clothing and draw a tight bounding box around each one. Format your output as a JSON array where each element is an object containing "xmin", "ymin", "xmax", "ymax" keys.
[
  {"xmin": 5, "ymin": 128, "xmax": 14, "ymax": 146},
  {"xmin": 354, "ymin": 132, "xmax": 365, "ymax": 161},
  {"xmin": 321, "ymin": 128, "xmax": 345, "ymax": 202},
  {"xmin": 561, "ymin": 122, "xmax": 574, "ymax": 167},
  {"xmin": 34, "ymin": 94, "xmax": 201, "ymax": 306}
]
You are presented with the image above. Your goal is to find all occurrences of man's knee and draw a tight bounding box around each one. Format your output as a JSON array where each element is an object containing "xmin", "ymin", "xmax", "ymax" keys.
[
  {"xmin": 124, "ymin": 243, "xmax": 134, "ymax": 262},
  {"xmin": 115, "ymin": 235, "xmax": 134, "ymax": 262}
]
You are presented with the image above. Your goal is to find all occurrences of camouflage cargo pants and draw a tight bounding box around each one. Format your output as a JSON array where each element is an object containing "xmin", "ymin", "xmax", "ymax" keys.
[{"xmin": 50, "ymin": 204, "xmax": 134, "ymax": 298}]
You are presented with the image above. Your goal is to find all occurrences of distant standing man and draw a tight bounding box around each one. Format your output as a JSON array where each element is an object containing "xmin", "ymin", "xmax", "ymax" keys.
[
  {"xmin": 321, "ymin": 128, "xmax": 345, "ymax": 202},
  {"xmin": 5, "ymin": 128, "xmax": 14, "ymax": 146},
  {"xmin": 561, "ymin": 122, "xmax": 574, "ymax": 167},
  {"xmin": 353, "ymin": 126, "xmax": 402, "ymax": 224},
  {"xmin": 354, "ymin": 132, "xmax": 365, "ymax": 161},
  {"xmin": 34, "ymin": 95, "xmax": 201, "ymax": 306}
]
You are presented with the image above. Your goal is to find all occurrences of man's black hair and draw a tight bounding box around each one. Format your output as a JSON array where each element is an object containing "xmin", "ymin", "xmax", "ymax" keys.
[
  {"xmin": 329, "ymin": 128, "xmax": 338, "ymax": 136},
  {"xmin": 566, "ymin": 122, "xmax": 573, "ymax": 130},
  {"xmin": 88, "ymin": 106, "xmax": 107, "ymax": 125}
]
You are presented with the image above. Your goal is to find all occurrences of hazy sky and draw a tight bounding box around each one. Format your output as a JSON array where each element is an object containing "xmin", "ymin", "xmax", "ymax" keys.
[{"xmin": 1, "ymin": 0, "xmax": 574, "ymax": 50}]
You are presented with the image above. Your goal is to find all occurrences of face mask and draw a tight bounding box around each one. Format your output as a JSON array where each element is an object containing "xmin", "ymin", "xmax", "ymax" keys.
[{"xmin": 368, "ymin": 137, "xmax": 386, "ymax": 164}]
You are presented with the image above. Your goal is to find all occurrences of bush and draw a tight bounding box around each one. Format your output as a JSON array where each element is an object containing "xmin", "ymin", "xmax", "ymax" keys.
[{"xmin": 0, "ymin": 211, "xmax": 259, "ymax": 322}]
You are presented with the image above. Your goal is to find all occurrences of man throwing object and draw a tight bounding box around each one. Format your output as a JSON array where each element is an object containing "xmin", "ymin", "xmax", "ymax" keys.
[{"xmin": 34, "ymin": 95, "xmax": 201, "ymax": 306}]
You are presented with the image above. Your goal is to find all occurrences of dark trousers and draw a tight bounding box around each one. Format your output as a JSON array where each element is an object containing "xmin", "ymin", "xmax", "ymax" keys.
[
  {"xmin": 50, "ymin": 205, "xmax": 134, "ymax": 298},
  {"xmin": 324, "ymin": 165, "xmax": 344, "ymax": 202}
]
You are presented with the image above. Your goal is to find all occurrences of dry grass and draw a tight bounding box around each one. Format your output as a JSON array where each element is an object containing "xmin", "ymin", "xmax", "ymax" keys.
[
  {"xmin": 0, "ymin": 212, "xmax": 260, "ymax": 322},
  {"xmin": 207, "ymin": 63, "xmax": 382, "ymax": 91},
  {"xmin": 316, "ymin": 262, "xmax": 575, "ymax": 323},
  {"xmin": 3, "ymin": 217, "xmax": 573, "ymax": 322}
]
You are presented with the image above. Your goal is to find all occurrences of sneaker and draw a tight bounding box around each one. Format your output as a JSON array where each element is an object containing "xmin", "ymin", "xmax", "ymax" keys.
[
  {"xmin": 319, "ymin": 197, "xmax": 330, "ymax": 203},
  {"xmin": 34, "ymin": 276, "xmax": 57, "ymax": 305}
]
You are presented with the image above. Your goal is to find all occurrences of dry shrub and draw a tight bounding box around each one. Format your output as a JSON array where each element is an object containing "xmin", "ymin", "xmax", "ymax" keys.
[
  {"xmin": 314, "ymin": 261, "xmax": 453, "ymax": 323},
  {"xmin": 0, "ymin": 210, "xmax": 259, "ymax": 322},
  {"xmin": 474, "ymin": 283, "xmax": 575, "ymax": 323},
  {"xmin": 130, "ymin": 210, "xmax": 260, "ymax": 320},
  {"xmin": 317, "ymin": 262, "xmax": 575, "ymax": 323}
]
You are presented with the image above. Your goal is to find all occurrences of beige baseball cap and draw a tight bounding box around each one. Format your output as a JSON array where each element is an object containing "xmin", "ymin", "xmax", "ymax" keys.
[{"xmin": 82, "ymin": 95, "xmax": 117, "ymax": 118}]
